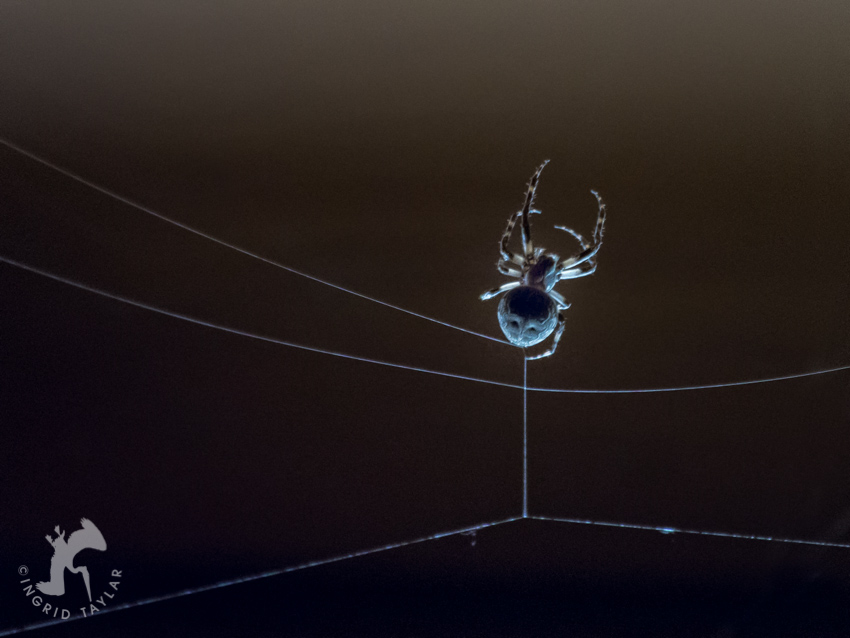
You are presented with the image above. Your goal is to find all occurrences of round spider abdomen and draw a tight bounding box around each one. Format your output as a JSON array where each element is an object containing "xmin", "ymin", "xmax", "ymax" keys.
[{"xmin": 497, "ymin": 286, "xmax": 558, "ymax": 348}]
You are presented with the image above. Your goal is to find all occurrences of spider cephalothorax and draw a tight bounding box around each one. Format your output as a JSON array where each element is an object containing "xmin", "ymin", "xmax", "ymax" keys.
[{"xmin": 480, "ymin": 161, "xmax": 606, "ymax": 360}]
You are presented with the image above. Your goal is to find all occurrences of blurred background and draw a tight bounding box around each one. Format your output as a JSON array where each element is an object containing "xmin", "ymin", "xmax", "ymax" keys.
[{"xmin": 1, "ymin": 0, "xmax": 849, "ymax": 634}]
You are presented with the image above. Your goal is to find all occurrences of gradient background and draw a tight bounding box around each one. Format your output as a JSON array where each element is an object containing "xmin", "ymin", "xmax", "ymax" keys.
[{"xmin": 1, "ymin": 0, "xmax": 849, "ymax": 635}]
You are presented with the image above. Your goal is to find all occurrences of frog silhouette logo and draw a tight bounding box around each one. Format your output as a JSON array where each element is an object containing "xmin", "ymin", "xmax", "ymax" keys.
[{"xmin": 35, "ymin": 518, "xmax": 106, "ymax": 602}]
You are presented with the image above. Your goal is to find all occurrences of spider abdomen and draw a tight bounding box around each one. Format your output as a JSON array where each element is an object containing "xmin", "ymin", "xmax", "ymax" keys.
[{"xmin": 497, "ymin": 285, "xmax": 558, "ymax": 348}]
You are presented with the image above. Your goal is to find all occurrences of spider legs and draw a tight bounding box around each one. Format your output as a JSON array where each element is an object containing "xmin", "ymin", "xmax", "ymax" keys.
[
  {"xmin": 549, "ymin": 289, "xmax": 571, "ymax": 309},
  {"xmin": 550, "ymin": 190, "xmax": 606, "ymax": 251},
  {"xmin": 554, "ymin": 224, "xmax": 591, "ymax": 250},
  {"xmin": 497, "ymin": 261, "xmax": 522, "ymax": 277},
  {"xmin": 559, "ymin": 261, "xmax": 597, "ymax": 280},
  {"xmin": 500, "ymin": 208, "xmax": 541, "ymax": 267},
  {"xmin": 480, "ymin": 280, "xmax": 520, "ymax": 301},
  {"xmin": 520, "ymin": 161, "xmax": 549, "ymax": 261},
  {"xmin": 590, "ymin": 189, "xmax": 606, "ymax": 244},
  {"xmin": 555, "ymin": 191, "xmax": 607, "ymax": 277},
  {"xmin": 526, "ymin": 312, "xmax": 565, "ymax": 360},
  {"xmin": 557, "ymin": 242, "xmax": 601, "ymax": 271}
]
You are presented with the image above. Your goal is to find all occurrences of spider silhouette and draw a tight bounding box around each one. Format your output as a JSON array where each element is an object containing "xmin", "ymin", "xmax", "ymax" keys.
[{"xmin": 480, "ymin": 161, "xmax": 606, "ymax": 359}]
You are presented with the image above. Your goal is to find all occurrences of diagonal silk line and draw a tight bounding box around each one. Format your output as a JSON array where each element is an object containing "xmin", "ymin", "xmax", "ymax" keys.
[
  {"xmin": 2, "ymin": 255, "xmax": 848, "ymax": 394},
  {"xmin": 0, "ymin": 136, "xmax": 509, "ymax": 345},
  {"xmin": 530, "ymin": 515, "xmax": 850, "ymax": 549},
  {"xmin": 0, "ymin": 255, "xmax": 521, "ymax": 389},
  {"xmin": 0, "ymin": 517, "xmax": 522, "ymax": 636}
]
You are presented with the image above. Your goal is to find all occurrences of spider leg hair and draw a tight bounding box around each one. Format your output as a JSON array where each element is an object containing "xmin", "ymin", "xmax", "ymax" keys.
[
  {"xmin": 554, "ymin": 225, "xmax": 591, "ymax": 250},
  {"xmin": 590, "ymin": 189, "xmax": 607, "ymax": 244},
  {"xmin": 553, "ymin": 191, "xmax": 605, "ymax": 252},
  {"xmin": 520, "ymin": 161, "xmax": 549, "ymax": 261},
  {"xmin": 526, "ymin": 312, "xmax": 565, "ymax": 360},
  {"xmin": 480, "ymin": 281, "xmax": 521, "ymax": 301}
]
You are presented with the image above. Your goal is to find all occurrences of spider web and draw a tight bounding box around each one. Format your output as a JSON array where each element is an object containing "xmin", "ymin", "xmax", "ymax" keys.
[{"xmin": 1, "ymin": 138, "xmax": 849, "ymax": 635}]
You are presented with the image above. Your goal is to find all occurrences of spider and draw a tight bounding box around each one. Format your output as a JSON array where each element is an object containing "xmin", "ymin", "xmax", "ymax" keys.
[{"xmin": 480, "ymin": 160, "xmax": 606, "ymax": 360}]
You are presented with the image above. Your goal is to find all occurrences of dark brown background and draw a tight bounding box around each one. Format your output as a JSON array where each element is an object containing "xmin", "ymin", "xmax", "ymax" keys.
[{"xmin": 1, "ymin": 0, "xmax": 849, "ymax": 635}]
